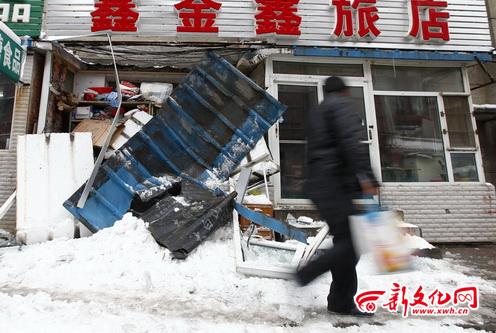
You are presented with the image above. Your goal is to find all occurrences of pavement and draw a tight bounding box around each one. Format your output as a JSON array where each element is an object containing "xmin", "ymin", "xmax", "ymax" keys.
[{"xmin": 439, "ymin": 243, "xmax": 496, "ymax": 332}]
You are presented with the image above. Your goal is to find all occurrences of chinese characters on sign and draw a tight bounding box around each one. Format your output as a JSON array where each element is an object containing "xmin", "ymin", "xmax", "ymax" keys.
[
  {"xmin": 91, "ymin": 0, "xmax": 139, "ymax": 32},
  {"xmin": 331, "ymin": 0, "xmax": 381, "ymax": 38},
  {"xmin": 0, "ymin": 1, "xmax": 44, "ymax": 38},
  {"xmin": 408, "ymin": 0, "xmax": 450, "ymax": 41},
  {"xmin": 356, "ymin": 284, "xmax": 479, "ymax": 318},
  {"xmin": 0, "ymin": 3, "xmax": 31, "ymax": 23},
  {"xmin": 175, "ymin": 0, "xmax": 222, "ymax": 33},
  {"xmin": 255, "ymin": 0, "xmax": 302, "ymax": 36},
  {"xmin": 88, "ymin": 0, "xmax": 451, "ymax": 42},
  {"xmin": 0, "ymin": 28, "xmax": 24, "ymax": 81}
]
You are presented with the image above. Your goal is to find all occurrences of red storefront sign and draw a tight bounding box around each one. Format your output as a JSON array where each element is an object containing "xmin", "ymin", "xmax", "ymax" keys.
[
  {"xmin": 408, "ymin": 0, "xmax": 450, "ymax": 41},
  {"xmin": 175, "ymin": 0, "xmax": 222, "ymax": 33},
  {"xmin": 89, "ymin": 0, "xmax": 450, "ymax": 41},
  {"xmin": 91, "ymin": 0, "xmax": 139, "ymax": 32},
  {"xmin": 331, "ymin": 0, "xmax": 381, "ymax": 38},
  {"xmin": 255, "ymin": 0, "xmax": 302, "ymax": 36}
]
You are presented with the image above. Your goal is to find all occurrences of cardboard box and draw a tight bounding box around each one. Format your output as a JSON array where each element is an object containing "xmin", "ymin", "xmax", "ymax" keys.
[
  {"xmin": 73, "ymin": 119, "xmax": 123, "ymax": 148},
  {"xmin": 75, "ymin": 106, "xmax": 91, "ymax": 119}
]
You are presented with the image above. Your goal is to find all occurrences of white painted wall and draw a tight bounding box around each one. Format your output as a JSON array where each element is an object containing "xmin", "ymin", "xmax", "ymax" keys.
[{"xmin": 73, "ymin": 72, "xmax": 106, "ymax": 96}]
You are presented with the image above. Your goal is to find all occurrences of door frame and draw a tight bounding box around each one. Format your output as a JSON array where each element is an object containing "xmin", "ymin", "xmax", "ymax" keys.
[{"xmin": 267, "ymin": 56, "xmax": 379, "ymax": 207}]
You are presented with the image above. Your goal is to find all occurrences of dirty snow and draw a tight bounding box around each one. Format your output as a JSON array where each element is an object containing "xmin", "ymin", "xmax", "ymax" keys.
[
  {"xmin": 296, "ymin": 216, "xmax": 314, "ymax": 224},
  {"xmin": 173, "ymin": 196, "xmax": 191, "ymax": 207},
  {"xmin": 0, "ymin": 214, "xmax": 494, "ymax": 332},
  {"xmin": 138, "ymin": 176, "xmax": 178, "ymax": 201},
  {"xmin": 251, "ymin": 161, "xmax": 279, "ymax": 175}
]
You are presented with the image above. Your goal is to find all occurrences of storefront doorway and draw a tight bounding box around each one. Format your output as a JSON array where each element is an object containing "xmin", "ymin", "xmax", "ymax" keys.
[
  {"xmin": 267, "ymin": 60, "xmax": 378, "ymax": 206},
  {"xmin": 267, "ymin": 57, "xmax": 484, "ymax": 208}
]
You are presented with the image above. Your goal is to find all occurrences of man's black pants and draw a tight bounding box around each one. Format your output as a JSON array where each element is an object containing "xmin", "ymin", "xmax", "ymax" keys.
[{"xmin": 296, "ymin": 199, "xmax": 359, "ymax": 311}]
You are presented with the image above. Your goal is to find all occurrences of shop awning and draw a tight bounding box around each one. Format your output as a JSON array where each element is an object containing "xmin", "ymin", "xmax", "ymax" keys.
[
  {"xmin": 55, "ymin": 41, "xmax": 258, "ymax": 70},
  {"xmin": 0, "ymin": 22, "xmax": 25, "ymax": 82}
]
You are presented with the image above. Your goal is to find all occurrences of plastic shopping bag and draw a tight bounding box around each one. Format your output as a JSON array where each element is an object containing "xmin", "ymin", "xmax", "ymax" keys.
[{"xmin": 350, "ymin": 210, "xmax": 412, "ymax": 274}]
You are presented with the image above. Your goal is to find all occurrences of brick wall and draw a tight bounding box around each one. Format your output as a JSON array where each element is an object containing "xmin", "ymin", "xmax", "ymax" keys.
[{"xmin": 380, "ymin": 183, "xmax": 496, "ymax": 243}]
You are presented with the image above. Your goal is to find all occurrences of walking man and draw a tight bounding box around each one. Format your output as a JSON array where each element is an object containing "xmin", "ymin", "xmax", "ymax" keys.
[{"xmin": 296, "ymin": 76, "xmax": 379, "ymax": 316}]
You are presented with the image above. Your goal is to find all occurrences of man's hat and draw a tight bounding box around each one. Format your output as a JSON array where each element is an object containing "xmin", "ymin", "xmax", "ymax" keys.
[{"xmin": 324, "ymin": 76, "xmax": 346, "ymax": 93}]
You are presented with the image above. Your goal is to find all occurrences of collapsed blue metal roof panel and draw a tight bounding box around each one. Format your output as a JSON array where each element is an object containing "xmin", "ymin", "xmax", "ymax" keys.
[{"xmin": 64, "ymin": 52, "xmax": 286, "ymax": 233}]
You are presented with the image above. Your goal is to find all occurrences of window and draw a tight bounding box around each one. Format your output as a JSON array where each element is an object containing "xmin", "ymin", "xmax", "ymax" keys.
[
  {"xmin": 0, "ymin": 73, "xmax": 16, "ymax": 150},
  {"xmin": 372, "ymin": 65, "xmax": 480, "ymax": 183},
  {"xmin": 375, "ymin": 95, "xmax": 447, "ymax": 182},
  {"xmin": 273, "ymin": 61, "xmax": 364, "ymax": 77},
  {"xmin": 350, "ymin": 87, "xmax": 367, "ymax": 140},
  {"xmin": 451, "ymin": 153, "xmax": 478, "ymax": 182},
  {"xmin": 372, "ymin": 66, "xmax": 464, "ymax": 92},
  {"xmin": 443, "ymin": 96, "xmax": 475, "ymax": 148},
  {"xmin": 278, "ymin": 85, "xmax": 318, "ymax": 199}
]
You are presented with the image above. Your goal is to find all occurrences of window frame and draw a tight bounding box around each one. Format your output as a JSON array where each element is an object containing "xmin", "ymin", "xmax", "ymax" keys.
[
  {"xmin": 267, "ymin": 56, "xmax": 485, "ymax": 208},
  {"xmin": 372, "ymin": 92, "xmax": 449, "ymax": 183},
  {"xmin": 268, "ymin": 56, "xmax": 374, "ymax": 206},
  {"xmin": 371, "ymin": 65, "xmax": 484, "ymax": 184},
  {"xmin": 268, "ymin": 79, "xmax": 321, "ymax": 207},
  {"xmin": 450, "ymin": 152, "xmax": 480, "ymax": 182}
]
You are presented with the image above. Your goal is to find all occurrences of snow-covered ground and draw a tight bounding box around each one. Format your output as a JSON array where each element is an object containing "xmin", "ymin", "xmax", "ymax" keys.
[{"xmin": 0, "ymin": 214, "xmax": 494, "ymax": 333}]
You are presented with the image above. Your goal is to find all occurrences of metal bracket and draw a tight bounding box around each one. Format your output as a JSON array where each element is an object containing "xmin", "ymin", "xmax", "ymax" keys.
[{"xmin": 234, "ymin": 167, "xmax": 252, "ymax": 204}]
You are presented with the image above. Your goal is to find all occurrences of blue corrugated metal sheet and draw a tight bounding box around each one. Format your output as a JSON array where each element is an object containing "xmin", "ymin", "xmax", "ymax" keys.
[
  {"xmin": 64, "ymin": 53, "xmax": 286, "ymax": 232},
  {"xmin": 294, "ymin": 47, "xmax": 493, "ymax": 62}
]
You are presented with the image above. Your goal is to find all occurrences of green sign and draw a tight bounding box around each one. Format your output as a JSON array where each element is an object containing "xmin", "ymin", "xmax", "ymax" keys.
[
  {"xmin": 0, "ymin": 1, "xmax": 43, "ymax": 37},
  {"xmin": 0, "ymin": 22, "xmax": 24, "ymax": 81}
]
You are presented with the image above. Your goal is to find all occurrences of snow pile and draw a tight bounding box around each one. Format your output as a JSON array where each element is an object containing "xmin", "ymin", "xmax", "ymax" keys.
[
  {"xmin": 0, "ymin": 214, "xmax": 494, "ymax": 332},
  {"xmin": 404, "ymin": 234, "xmax": 435, "ymax": 250},
  {"xmin": 0, "ymin": 229, "xmax": 16, "ymax": 247}
]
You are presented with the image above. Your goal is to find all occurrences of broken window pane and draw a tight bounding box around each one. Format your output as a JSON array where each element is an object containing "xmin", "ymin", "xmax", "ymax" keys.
[{"xmin": 242, "ymin": 241, "xmax": 296, "ymax": 266}]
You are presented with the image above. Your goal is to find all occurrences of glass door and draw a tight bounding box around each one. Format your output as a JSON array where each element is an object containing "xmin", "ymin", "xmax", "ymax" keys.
[
  {"xmin": 277, "ymin": 84, "xmax": 318, "ymax": 200},
  {"xmin": 271, "ymin": 78, "xmax": 377, "ymax": 205}
]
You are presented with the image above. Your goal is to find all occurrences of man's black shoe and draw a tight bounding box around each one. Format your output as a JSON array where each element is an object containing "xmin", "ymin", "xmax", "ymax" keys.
[{"xmin": 327, "ymin": 306, "xmax": 374, "ymax": 317}]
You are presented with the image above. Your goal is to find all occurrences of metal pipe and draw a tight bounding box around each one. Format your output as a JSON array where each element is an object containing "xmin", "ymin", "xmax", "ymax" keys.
[{"xmin": 77, "ymin": 33, "xmax": 123, "ymax": 208}]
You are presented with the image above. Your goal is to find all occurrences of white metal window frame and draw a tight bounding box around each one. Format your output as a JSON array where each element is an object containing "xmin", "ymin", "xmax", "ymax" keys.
[
  {"xmin": 371, "ymin": 66, "xmax": 485, "ymax": 184},
  {"xmin": 267, "ymin": 55, "xmax": 484, "ymax": 207},
  {"xmin": 233, "ymin": 208, "xmax": 331, "ymax": 280}
]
